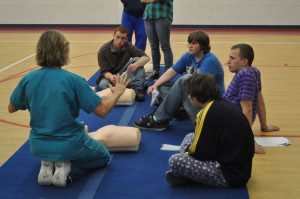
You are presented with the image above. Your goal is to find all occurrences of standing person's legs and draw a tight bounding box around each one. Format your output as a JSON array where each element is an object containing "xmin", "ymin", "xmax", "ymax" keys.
[
  {"xmin": 144, "ymin": 20, "xmax": 160, "ymax": 74},
  {"xmin": 70, "ymin": 134, "xmax": 110, "ymax": 179},
  {"xmin": 121, "ymin": 11, "xmax": 134, "ymax": 44},
  {"xmin": 134, "ymin": 17, "xmax": 147, "ymax": 51},
  {"xmin": 154, "ymin": 18, "xmax": 173, "ymax": 69}
]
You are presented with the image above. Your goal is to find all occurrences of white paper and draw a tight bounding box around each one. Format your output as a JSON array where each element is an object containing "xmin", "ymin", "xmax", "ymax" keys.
[
  {"xmin": 160, "ymin": 144, "xmax": 180, "ymax": 151},
  {"xmin": 150, "ymin": 89, "xmax": 159, "ymax": 106},
  {"xmin": 254, "ymin": 137, "xmax": 291, "ymax": 147}
]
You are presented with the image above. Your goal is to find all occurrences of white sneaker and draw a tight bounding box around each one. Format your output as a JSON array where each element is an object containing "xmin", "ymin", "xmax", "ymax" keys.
[
  {"xmin": 52, "ymin": 161, "xmax": 71, "ymax": 187},
  {"xmin": 38, "ymin": 160, "xmax": 54, "ymax": 186}
]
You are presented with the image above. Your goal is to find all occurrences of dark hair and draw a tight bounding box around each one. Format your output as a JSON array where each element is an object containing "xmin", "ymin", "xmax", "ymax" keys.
[
  {"xmin": 185, "ymin": 74, "xmax": 220, "ymax": 104},
  {"xmin": 231, "ymin": 43, "xmax": 254, "ymax": 66},
  {"xmin": 187, "ymin": 30, "xmax": 211, "ymax": 53},
  {"xmin": 36, "ymin": 30, "xmax": 69, "ymax": 67},
  {"xmin": 113, "ymin": 26, "xmax": 129, "ymax": 36}
]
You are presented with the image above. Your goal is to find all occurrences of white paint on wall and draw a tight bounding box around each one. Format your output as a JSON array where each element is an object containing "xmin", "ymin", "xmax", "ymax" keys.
[{"xmin": 0, "ymin": 0, "xmax": 299, "ymax": 25}]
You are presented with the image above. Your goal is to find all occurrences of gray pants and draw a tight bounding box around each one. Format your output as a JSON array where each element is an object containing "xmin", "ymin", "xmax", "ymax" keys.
[
  {"xmin": 98, "ymin": 57, "xmax": 146, "ymax": 90},
  {"xmin": 168, "ymin": 133, "xmax": 229, "ymax": 188},
  {"xmin": 144, "ymin": 18, "xmax": 173, "ymax": 72},
  {"xmin": 155, "ymin": 75, "xmax": 199, "ymax": 123}
]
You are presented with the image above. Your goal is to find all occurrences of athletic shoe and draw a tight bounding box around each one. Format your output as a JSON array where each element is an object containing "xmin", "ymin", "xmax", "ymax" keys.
[
  {"xmin": 134, "ymin": 89, "xmax": 145, "ymax": 101},
  {"xmin": 174, "ymin": 106, "xmax": 189, "ymax": 121},
  {"xmin": 38, "ymin": 160, "xmax": 54, "ymax": 186},
  {"xmin": 134, "ymin": 115, "xmax": 168, "ymax": 131},
  {"xmin": 146, "ymin": 72, "xmax": 159, "ymax": 80},
  {"xmin": 165, "ymin": 171, "xmax": 189, "ymax": 187},
  {"xmin": 52, "ymin": 161, "xmax": 71, "ymax": 187},
  {"xmin": 153, "ymin": 97, "xmax": 163, "ymax": 107}
]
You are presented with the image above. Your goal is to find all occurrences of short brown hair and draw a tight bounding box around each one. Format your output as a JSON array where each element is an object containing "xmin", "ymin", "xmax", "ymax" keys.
[
  {"xmin": 113, "ymin": 26, "xmax": 129, "ymax": 36},
  {"xmin": 188, "ymin": 30, "xmax": 211, "ymax": 53},
  {"xmin": 231, "ymin": 44, "xmax": 254, "ymax": 66},
  {"xmin": 36, "ymin": 30, "xmax": 69, "ymax": 67},
  {"xmin": 185, "ymin": 74, "xmax": 220, "ymax": 104}
]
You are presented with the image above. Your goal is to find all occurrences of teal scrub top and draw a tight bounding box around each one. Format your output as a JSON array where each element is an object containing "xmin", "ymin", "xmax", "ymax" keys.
[{"xmin": 10, "ymin": 68, "xmax": 102, "ymax": 161}]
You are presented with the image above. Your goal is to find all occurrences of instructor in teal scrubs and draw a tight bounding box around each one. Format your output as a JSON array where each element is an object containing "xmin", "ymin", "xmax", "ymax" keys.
[{"xmin": 8, "ymin": 30, "xmax": 129, "ymax": 187}]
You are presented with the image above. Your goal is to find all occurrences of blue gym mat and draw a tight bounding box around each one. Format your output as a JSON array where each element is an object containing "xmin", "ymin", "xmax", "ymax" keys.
[{"xmin": 0, "ymin": 71, "xmax": 249, "ymax": 199}]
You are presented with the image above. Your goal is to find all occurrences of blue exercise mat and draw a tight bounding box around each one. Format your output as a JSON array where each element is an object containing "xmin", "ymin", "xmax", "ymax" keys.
[{"xmin": 0, "ymin": 70, "xmax": 249, "ymax": 199}]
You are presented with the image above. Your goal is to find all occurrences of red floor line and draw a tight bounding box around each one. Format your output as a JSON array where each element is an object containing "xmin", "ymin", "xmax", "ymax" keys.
[
  {"xmin": 0, "ymin": 118, "xmax": 30, "ymax": 128},
  {"xmin": 1, "ymin": 114, "xmax": 300, "ymax": 138},
  {"xmin": 0, "ymin": 66, "xmax": 38, "ymax": 83},
  {"xmin": 71, "ymin": 52, "xmax": 97, "ymax": 59},
  {"xmin": 1, "ymin": 116, "xmax": 300, "ymax": 138},
  {"xmin": 0, "ymin": 64, "xmax": 98, "ymax": 84}
]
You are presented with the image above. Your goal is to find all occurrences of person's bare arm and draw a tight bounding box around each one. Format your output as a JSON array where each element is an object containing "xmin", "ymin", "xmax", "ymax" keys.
[
  {"xmin": 8, "ymin": 103, "xmax": 18, "ymax": 113},
  {"xmin": 93, "ymin": 75, "xmax": 130, "ymax": 117},
  {"xmin": 240, "ymin": 99, "xmax": 265, "ymax": 154},
  {"xmin": 104, "ymin": 72, "xmax": 117, "ymax": 84},
  {"xmin": 127, "ymin": 55, "xmax": 150, "ymax": 73},
  {"xmin": 240, "ymin": 99, "xmax": 253, "ymax": 125},
  {"xmin": 147, "ymin": 68, "xmax": 177, "ymax": 94},
  {"xmin": 257, "ymin": 93, "xmax": 280, "ymax": 132}
]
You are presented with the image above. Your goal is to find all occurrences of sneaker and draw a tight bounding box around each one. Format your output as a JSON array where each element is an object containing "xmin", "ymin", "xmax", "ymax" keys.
[
  {"xmin": 146, "ymin": 72, "xmax": 159, "ymax": 80},
  {"xmin": 165, "ymin": 171, "xmax": 189, "ymax": 187},
  {"xmin": 134, "ymin": 115, "xmax": 168, "ymax": 131},
  {"xmin": 134, "ymin": 89, "xmax": 145, "ymax": 101},
  {"xmin": 174, "ymin": 106, "xmax": 189, "ymax": 121},
  {"xmin": 153, "ymin": 97, "xmax": 163, "ymax": 107},
  {"xmin": 52, "ymin": 161, "xmax": 71, "ymax": 187},
  {"xmin": 38, "ymin": 160, "xmax": 54, "ymax": 186}
]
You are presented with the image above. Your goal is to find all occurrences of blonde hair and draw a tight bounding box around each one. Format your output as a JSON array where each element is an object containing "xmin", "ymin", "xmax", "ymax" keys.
[{"xmin": 36, "ymin": 30, "xmax": 69, "ymax": 67}]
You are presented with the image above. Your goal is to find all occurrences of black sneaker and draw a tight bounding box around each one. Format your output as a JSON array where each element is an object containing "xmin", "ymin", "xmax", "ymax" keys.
[
  {"xmin": 134, "ymin": 115, "xmax": 168, "ymax": 131},
  {"xmin": 153, "ymin": 96, "xmax": 163, "ymax": 107},
  {"xmin": 146, "ymin": 72, "xmax": 159, "ymax": 80},
  {"xmin": 174, "ymin": 106, "xmax": 189, "ymax": 121},
  {"xmin": 134, "ymin": 89, "xmax": 145, "ymax": 101},
  {"xmin": 165, "ymin": 171, "xmax": 189, "ymax": 187}
]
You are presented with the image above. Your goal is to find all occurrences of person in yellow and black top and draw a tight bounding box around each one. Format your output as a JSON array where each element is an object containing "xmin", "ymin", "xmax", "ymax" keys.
[{"xmin": 166, "ymin": 74, "xmax": 255, "ymax": 188}]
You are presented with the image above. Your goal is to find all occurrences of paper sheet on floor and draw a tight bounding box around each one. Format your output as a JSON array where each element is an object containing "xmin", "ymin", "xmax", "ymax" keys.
[
  {"xmin": 160, "ymin": 144, "xmax": 180, "ymax": 151},
  {"xmin": 254, "ymin": 137, "xmax": 291, "ymax": 147}
]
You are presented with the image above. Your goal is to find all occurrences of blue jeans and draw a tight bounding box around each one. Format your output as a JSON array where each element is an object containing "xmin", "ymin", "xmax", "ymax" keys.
[
  {"xmin": 98, "ymin": 57, "xmax": 146, "ymax": 90},
  {"xmin": 154, "ymin": 75, "xmax": 200, "ymax": 123},
  {"xmin": 144, "ymin": 18, "xmax": 173, "ymax": 72},
  {"xmin": 121, "ymin": 11, "xmax": 147, "ymax": 51}
]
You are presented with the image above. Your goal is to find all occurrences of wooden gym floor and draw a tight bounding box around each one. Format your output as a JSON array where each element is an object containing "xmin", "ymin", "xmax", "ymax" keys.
[{"xmin": 0, "ymin": 28, "xmax": 299, "ymax": 198}]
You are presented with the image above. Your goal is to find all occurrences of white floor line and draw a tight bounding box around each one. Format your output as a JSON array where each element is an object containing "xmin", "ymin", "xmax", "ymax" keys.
[{"xmin": 0, "ymin": 53, "xmax": 35, "ymax": 73}]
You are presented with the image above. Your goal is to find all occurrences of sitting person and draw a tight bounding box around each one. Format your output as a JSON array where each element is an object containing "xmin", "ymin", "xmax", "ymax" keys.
[
  {"xmin": 134, "ymin": 30, "xmax": 225, "ymax": 130},
  {"xmin": 96, "ymin": 26, "xmax": 150, "ymax": 101},
  {"xmin": 222, "ymin": 43, "xmax": 279, "ymax": 154},
  {"xmin": 166, "ymin": 74, "xmax": 254, "ymax": 188},
  {"xmin": 8, "ymin": 30, "xmax": 130, "ymax": 187}
]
